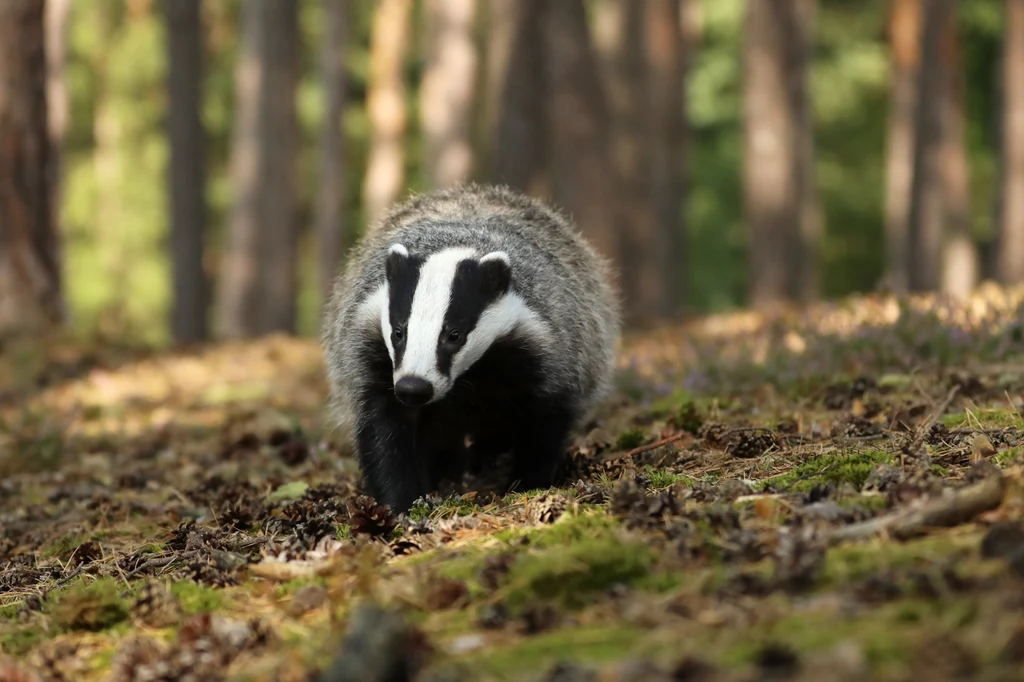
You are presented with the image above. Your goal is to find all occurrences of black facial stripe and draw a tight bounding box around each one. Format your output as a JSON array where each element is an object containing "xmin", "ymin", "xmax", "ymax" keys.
[
  {"xmin": 436, "ymin": 259, "xmax": 505, "ymax": 376},
  {"xmin": 386, "ymin": 253, "xmax": 423, "ymax": 369}
]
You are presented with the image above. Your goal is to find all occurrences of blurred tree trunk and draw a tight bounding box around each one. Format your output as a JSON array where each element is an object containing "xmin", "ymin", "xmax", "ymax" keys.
[
  {"xmin": 362, "ymin": 0, "xmax": 411, "ymax": 227},
  {"xmin": 541, "ymin": 0, "xmax": 622, "ymax": 283},
  {"xmin": 998, "ymin": 0, "xmax": 1024, "ymax": 284},
  {"xmin": 215, "ymin": 0, "xmax": 299, "ymax": 338},
  {"xmin": 421, "ymin": 0, "xmax": 477, "ymax": 189},
  {"xmin": 743, "ymin": 0, "xmax": 814, "ymax": 309},
  {"xmin": 792, "ymin": 0, "xmax": 820, "ymax": 302},
  {"xmin": 163, "ymin": 0, "xmax": 209, "ymax": 343},
  {"xmin": 45, "ymin": 0, "xmax": 69, "ymax": 291},
  {"xmin": 316, "ymin": 0, "xmax": 349, "ymax": 311},
  {"xmin": 595, "ymin": 0, "xmax": 686, "ymax": 321},
  {"xmin": 0, "ymin": 0, "xmax": 64, "ymax": 337},
  {"xmin": 883, "ymin": 0, "xmax": 921, "ymax": 293},
  {"xmin": 907, "ymin": 0, "xmax": 948, "ymax": 292},
  {"xmin": 938, "ymin": 9, "xmax": 977, "ymax": 298},
  {"xmin": 646, "ymin": 0, "xmax": 687, "ymax": 315},
  {"xmin": 486, "ymin": 0, "xmax": 547, "ymax": 195}
]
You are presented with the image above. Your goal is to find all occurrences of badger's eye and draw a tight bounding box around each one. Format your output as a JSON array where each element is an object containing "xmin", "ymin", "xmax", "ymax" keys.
[
  {"xmin": 447, "ymin": 330, "xmax": 462, "ymax": 344},
  {"xmin": 392, "ymin": 326, "xmax": 404, "ymax": 341}
]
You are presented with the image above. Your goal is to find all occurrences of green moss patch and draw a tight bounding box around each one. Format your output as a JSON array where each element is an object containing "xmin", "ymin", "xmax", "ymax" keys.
[{"xmin": 765, "ymin": 450, "xmax": 893, "ymax": 492}]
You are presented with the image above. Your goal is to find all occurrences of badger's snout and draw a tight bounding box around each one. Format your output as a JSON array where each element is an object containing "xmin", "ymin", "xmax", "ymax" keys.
[{"xmin": 394, "ymin": 376, "xmax": 434, "ymax": 407}]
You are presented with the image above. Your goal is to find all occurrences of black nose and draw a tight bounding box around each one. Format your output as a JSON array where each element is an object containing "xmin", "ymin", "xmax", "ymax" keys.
[{"xmin": 394, "ymin": 376, "xmax": 434, "ymax": 406}]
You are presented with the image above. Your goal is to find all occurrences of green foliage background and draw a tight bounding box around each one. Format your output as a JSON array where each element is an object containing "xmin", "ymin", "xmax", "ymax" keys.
[{"xmin": 60, "ymin": 0, "xmax": 1005, "ymax": 346}]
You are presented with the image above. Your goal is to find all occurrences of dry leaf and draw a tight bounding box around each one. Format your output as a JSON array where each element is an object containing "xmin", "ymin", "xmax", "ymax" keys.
[{"xmin": 971, "ymin": 434, "xmax": 998, "ymax": 464}]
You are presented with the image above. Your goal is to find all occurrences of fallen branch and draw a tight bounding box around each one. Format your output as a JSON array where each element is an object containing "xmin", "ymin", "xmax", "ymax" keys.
[
  {"xmin": 600, "ymin": 432, "xmax": 690, "ymax": 463},
  {"xmin": 828, "ymin": 474, "xmax": 1007, "ymax": 545}
]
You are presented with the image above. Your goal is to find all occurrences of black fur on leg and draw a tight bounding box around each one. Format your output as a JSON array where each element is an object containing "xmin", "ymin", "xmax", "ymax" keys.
[{"xmin": 355, "ymin": 395, "xmax": 431, "ymax": 514}]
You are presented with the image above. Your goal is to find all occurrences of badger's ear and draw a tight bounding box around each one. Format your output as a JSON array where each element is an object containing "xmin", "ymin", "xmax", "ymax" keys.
[
  {"xmin": 479, "ymin": 251, "xmax": 511, "ymax": 297},
  {"xmin": 385, "ymin": 243, "xmax": 409, "ymax": 283}
]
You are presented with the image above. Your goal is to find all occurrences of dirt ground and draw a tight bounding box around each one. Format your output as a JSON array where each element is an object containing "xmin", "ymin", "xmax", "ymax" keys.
[{"xmin": 2, "ymin": 285, "xmax": 1024, "ymax": 681}]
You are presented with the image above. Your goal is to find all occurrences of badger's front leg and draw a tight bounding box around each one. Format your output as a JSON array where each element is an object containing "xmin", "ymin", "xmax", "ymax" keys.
[
  {"xmin": 507, "ymin": 401, "xmax": 575, "ymax": 493},
  {"xmin": 354, "ymin": 392, "xmax": 430, "ymax": 513}
]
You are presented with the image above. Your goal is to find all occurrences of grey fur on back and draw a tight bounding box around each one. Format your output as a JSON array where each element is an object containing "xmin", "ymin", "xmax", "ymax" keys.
[{"xmin": 321, "ymin": 184, "xmax": 622, "ymax": 443}]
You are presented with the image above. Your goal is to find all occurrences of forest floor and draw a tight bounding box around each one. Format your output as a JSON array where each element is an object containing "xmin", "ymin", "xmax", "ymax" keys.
[{"xmin": 2, "ymin": 285, "xmax": 1024, "ymax": 682}]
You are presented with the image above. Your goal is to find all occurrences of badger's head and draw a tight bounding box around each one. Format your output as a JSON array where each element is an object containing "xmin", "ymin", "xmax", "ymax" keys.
[{"xmin": 377, "ymin": 243, "xmax": 540, "ymax": 407}]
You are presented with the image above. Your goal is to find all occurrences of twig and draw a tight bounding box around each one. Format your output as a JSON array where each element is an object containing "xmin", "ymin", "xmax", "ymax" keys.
[
  {"xmin": 124, "ymin": 554, "xmax": 183, "ymax": 580},
  {"xmin": 600, "ymin": 432, "xmax": 690, "ymax": 463},
  {"xmin": 903, "ymin": 385, "xmax": 961, "ymax": 456},
  {"xmin": 828, "ymin": 474, "xmax": 1007, "ymax": 545}
]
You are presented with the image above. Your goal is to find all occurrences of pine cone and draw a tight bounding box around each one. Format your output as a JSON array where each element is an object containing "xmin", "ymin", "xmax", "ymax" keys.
[
  {"xmin": 132, "ymin": 581, "xmax": 182, "ymax": 629},
  {"xmin": 349, "ymin": 496, "xmax": 398, "ymax": 538},
  {"xmin": 528, "ymin": 493, "xmax": 569, "ymax": 524},
  {"xmin": 727, "ymin": 431, "xmax": 779, "ymax": 459}
]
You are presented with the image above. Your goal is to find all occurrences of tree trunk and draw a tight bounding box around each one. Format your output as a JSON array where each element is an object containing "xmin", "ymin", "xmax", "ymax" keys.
[
  {"xmin": 791, "ymin": 0, "xmax": 820, "ymax": 302},
  {"xmin": 45, "ymin": 0, "xmax": 69, "ymax": 297},
  {"xmin": 541, "ymin": 0, "xmax": 622, "ymax": 279},
  {"xmin": 362, "ymin": 0, "xmax": 412, "ymax": 227},
  {"xmin": 998, "ymin": 0, "xmax": 1024, "ymax": 284},
  {"xmin": 595, "ymin": 0, "xmax": 686, "ymax": 321},
  {"xmin": 883, "ymin": 0, "xmax": 921, "ymax": 292},
  {"xmin": 645, "ymin": 0, "xmax": 687, "ymax": 315},
  {"xmin": 0, "ymin": 0, "xmax": 64, "ymax": 337},
  {"xmin": 316, "ymin": 0, "xmax": 350, "ymax": 312},
  {"xmin": 486, "ymin": 0, "xmax": 547, "ymax": 196},
  {"xmin": 907, "ymin": 0, "xmax": 948, "ymax": 292},
  {"xmin": 743, "ymin": 0, "xmax": 809, "ymax": 309},
  {"xmin": 595, "ymin": 0, "xmax": 656, "ymax": 319},
  {"xmin": 420, "ymin": 0, "xmax": 477, "ymax": 189},
  {"xmin": 163, "ymin": 0, "xmax": 209, "ymax": 343},
  {"xmin": 215, "ymin": 0, "xmax": 299, "ymax": 338},
  {"xmin": 938, "ymin": 8, "xmax": 977, "ymax": 298}
]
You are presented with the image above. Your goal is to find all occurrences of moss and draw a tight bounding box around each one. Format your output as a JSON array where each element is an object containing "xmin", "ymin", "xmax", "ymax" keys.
[
  {"xmin": 408, "ymin": 494, "xmax": 479, "ymax": 521},
  {"xmin": 940, "ymin": 409, "xmax": 1022, "ymax": 429},
  {"xmin": 996, "ymin": 445, "xmax": 1024, "ymax": 467},
  {"xmin": 274, "ymin": 577, "xmax": 327, "ymax": 599},
  {"xmin": 47, "ymin": 578, "xmax": 129, "ymax": 632},
  {"xmin": 764, "ymin": 450, "xmax": 892, "ymax": 492},
  {"xmin": 613, "ymin": 428, "xmax": 645, "ymax": 451},
  {"xmin": 453, "ymin": 626, "xmax": 646, "ymax": 678},
  {"xmin": 501, "ymin": 534, "xmax": 653, "ymax": 611},
  {"xmin": 821, "ymin": 533, "xmax": 982, "ymax": 586},
  {"xmin": 170, "ymin": 581, "xmax": 226, "ymax": 615},
  {"xmin": 643, "ymin": 467, "xmax": 695, "ymax": 489},
  {"xmin": 0, "ymin": 626, "xmax": 44, "ymax": 656}
]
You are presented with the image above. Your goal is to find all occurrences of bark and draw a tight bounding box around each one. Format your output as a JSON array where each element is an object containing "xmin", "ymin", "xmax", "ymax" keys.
[
  {"xmin": 163, "ymin": 0, "xmax": 209, "ymax": 342},
  {"xmin": 645, "ymin": 0, "xmax": 687, "ymax": 315},
  {"xmin": 316, "ymin": 0, "xmax": 350, "ymax": 311},
  {"xmin": 792, "ymin": 0, "xmax": 820, "ymax": 302},
  {"xmin": 883, "ymin": 0, "xmax": 922, "ymax": 292},
  {"xmin": 362, "ymin": 0, "xmax": 412, "ymax": 227},
  {"xmin": 938, "ymin": 10, "xmax": 977, "ymax": 298},
  {"xmin": 486, "ymin": 0, "xmax": 547, "ymax": 195},
  {"xmin": 215, "ymin": 0, "xmax": 299, "ymax": 338},
  {"xmin": 998, "ymin": 0, "xmax": 1024, "ymax": 284},
  {"xmin": 596, "ymin": 0, "xmax": 687, "ymax": 321},
  {"xmin": 420, "ymin": 0, "xmax": 478, "ymax": 189},
  {"xmin": 0, "ymin": 0, "xmax": 64, "ymax": 336},
  {"xmin": 45, "ymin": 0, "xmax": 69, "ymax": 281},
  {"xmin": 743, "ymin": 0, "xmax": 812, "ymax": 308},
  {"xmin": 907, "ymin": 0, "xmax": 948, "ymax": 292},
  {"xmin": 541, "ymin": 0, "xmax": 622, "ymax": 276},
  {"xmin": 595, "ymin": 0, "xmax": 656, "ymax": 318}
]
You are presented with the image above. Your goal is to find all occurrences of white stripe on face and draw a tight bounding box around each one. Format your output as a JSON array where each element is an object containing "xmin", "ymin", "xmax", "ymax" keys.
[
  {"xmin": 394, "ymin": 247, "xmax": 477, "ymax": 395},
  {"xmin": 449, "ymin": 291, "xmax": 551, "ymax": 379}
]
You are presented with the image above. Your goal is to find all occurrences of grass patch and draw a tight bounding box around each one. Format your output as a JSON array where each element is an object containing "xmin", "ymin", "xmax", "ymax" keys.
[
  {"xmin": 939, "ymin": 408, "xmax": 1022, "ymax": 429},
  {"xmin": 171, "ymin": 581, "xmax": 228, "ymax": 615},
  {"xmin": 642, "ymin": 467, "xmax": 696, "ymax": 489},
  {"xmin": 764, "ymin": 450, "xmax": 892, "ymax": 492},
  {"xmin": 453, "ymin": 625, "xmax": 647, "ymax": 678},
  {"xmin": 613, "ymin": 428, "xmax": 645, "ymax": 451},
  {"xmin": 47, "ymin": 578, "xmax": 129, "ymax": 632},
  {"xmin": 501, "ymin": 534, "xmax": 654, "ymax": 611}
]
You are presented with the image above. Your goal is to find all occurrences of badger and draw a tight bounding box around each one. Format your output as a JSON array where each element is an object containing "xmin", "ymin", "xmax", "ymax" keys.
[{"xmin": 322, "ymin": 184, "xmax": 621, "ymax": 513}]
